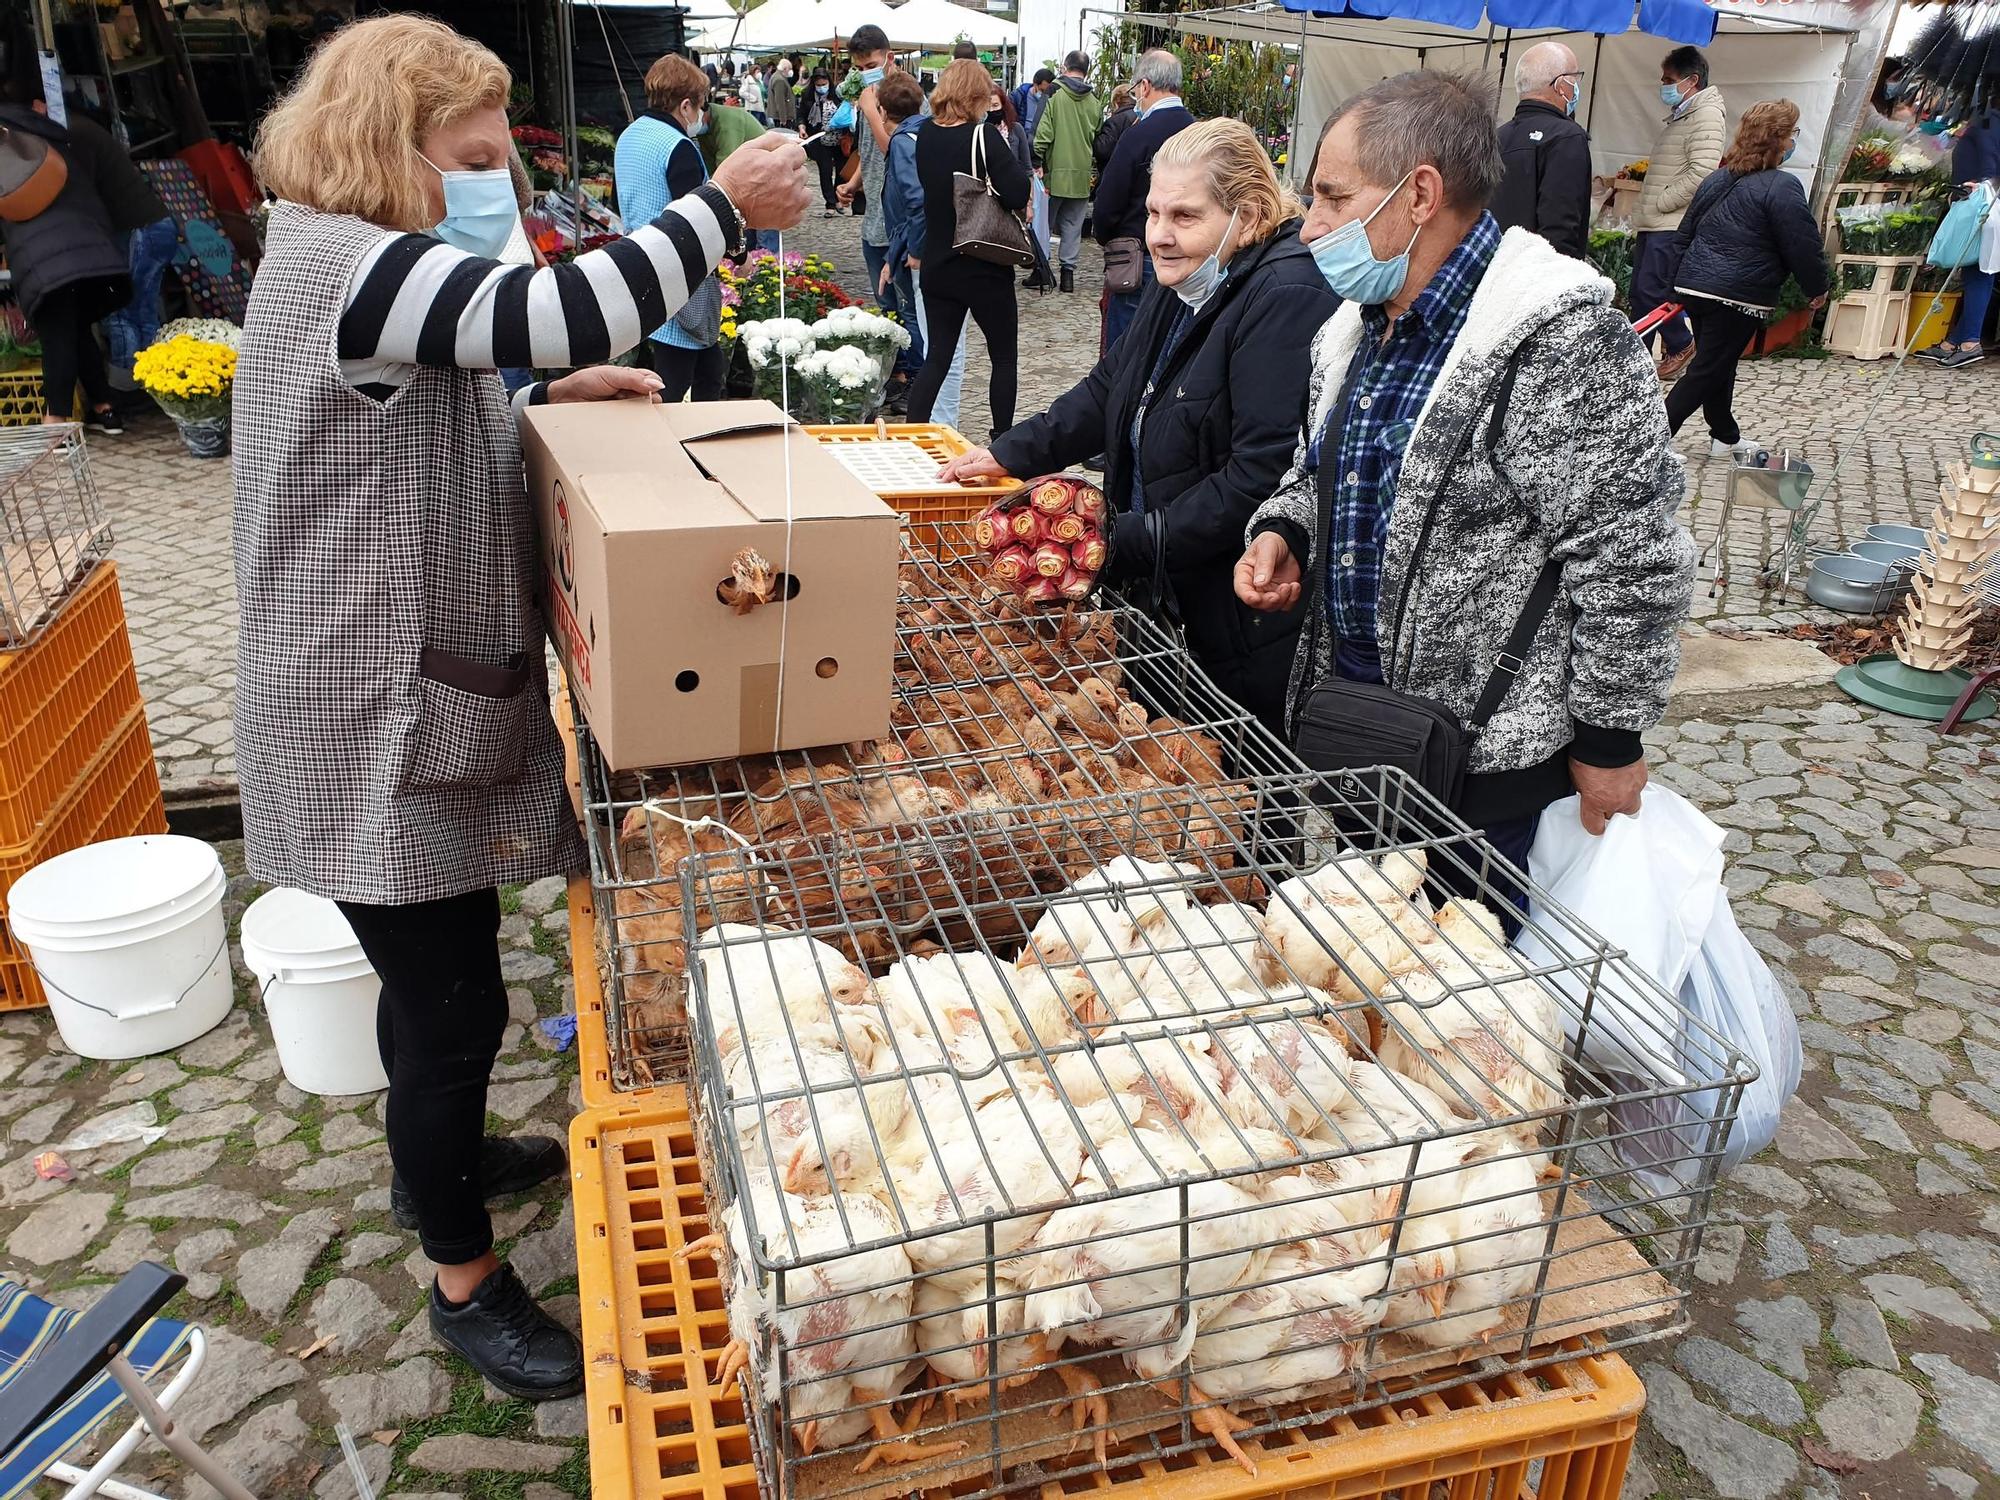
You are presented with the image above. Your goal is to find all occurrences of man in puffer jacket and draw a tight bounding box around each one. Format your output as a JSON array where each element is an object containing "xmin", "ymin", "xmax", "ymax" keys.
[
  {"xmin": 1631, "ymin": 46, "xmax": 1726, "ymax": 378},
  {"xmin": 1234, "ymin": 69, "xmax": 1695, "ymax": 917}
]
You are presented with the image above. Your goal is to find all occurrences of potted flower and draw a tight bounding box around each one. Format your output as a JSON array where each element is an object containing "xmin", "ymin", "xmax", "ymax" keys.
[
  {"xmin": 797, "ymin": 344, "xmax": 890, "ymax": 423},
  {"xmin": 808, "ymin": 306, "xmax": 911, "ymax": 384},
  {"xmin": 737, "ymin": 318, "xmax": 817, "ymax": 410},
  {"xmin": 132, "ymin": 333, "xmax": 237, "ymax": 457}
]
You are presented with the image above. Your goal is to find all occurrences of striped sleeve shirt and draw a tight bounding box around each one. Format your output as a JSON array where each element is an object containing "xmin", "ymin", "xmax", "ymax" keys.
[{"xmin": 335, "ymin": 180, "xmax": 741, "ymax": 397}]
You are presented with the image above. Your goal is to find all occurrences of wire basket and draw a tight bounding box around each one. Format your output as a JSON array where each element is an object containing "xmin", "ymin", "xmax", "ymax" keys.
[
  {"xmin": 578, "ymin": 528, "xmax": 1315, "ymax": 1090},
  {"xmin": 0, "ymin": 425, "xmax": 114, "ymax": 649},
  {"xmin": 675, "ymin": 775, "xmax": 1748, "ymax": 1500}
]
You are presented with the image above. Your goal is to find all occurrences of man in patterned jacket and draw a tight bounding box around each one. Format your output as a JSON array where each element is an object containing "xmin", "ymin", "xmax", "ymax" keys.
[{"xmin": 1235, "ymin": 69, "xmax": 1695, "ymax": 900}]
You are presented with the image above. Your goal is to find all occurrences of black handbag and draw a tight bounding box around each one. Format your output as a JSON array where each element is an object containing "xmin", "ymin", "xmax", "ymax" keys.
[
  {"xmin": 1289, "ymin": 352, "xmax": 1558, "ymax": 810},
  {"xmin": 951, "ymin": 125, "xmax": 1036, "ymax": 269}
]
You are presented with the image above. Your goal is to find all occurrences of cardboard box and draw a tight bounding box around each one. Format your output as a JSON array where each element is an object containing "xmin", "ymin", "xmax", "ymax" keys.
[{"xmin": 520, "ymin": 399, "xmax": 898, "ymax": 770}]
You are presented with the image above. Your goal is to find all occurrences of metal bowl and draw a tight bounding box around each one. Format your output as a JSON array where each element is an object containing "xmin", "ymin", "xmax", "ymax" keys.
[
  {"xmin": 1864, "ymin": 523, "xmax": 1929, "ymax": 549},
  {"xmin": 1852, "ymin": 540, "xmax": 1920, "ymax": 567},
  {"xmin": 1807, "ymin": 554, "xmax": 1903, "ymax": 615}
]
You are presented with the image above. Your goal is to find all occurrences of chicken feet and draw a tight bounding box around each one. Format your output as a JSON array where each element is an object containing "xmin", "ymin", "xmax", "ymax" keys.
[
  {"xmin": 1017, "ymin": 1332, "xmax": 1111, "ymax": 1463},
  {"xmin": 1149, "ymin": 1379, "xmax": 1256, "ymax": 1475},
  {"xmin": 852, "ymin": 1385, "xmax": 968, "ymax": 1472}
]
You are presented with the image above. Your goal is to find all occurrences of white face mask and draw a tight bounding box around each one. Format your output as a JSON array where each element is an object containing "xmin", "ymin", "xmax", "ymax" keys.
[{"xmin": 1174, "ymin": 205, "xmax": 1240, "ymax": 309}]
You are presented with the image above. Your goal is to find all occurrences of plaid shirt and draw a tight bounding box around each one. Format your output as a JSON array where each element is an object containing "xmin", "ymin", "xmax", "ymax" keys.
[{"xmin": 1307, "ymin": 212, "xmax": 1501, "ymax": 646}]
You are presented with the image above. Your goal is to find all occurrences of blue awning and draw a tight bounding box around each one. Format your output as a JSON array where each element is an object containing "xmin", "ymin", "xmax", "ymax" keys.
[{"xmin": 1276, "ymin": 0, "xmax": 1719, "ymax": 45}]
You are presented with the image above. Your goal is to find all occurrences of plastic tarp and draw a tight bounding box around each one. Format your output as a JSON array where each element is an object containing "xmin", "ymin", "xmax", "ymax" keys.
[
  {"xmin": 888, "ymin": 0, "xmax": 1020, "ymax": 49},
  {"xmin": 1275, "ymin": 0, "xmax": 1707, "ymax": 43},
  {"xmin": 1175, "ymin": 2, "xmax": 1871, "ymax": 190}
]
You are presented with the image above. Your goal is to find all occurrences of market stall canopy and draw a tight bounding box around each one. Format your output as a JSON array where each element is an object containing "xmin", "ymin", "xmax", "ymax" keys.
[
  {"xmin": 886, "ymin": 0, "xmax": 1020, "ymax": 49},
  {"xmin": 687, "ymin": 0, "xmax": 910, "ymax": 52},
  {"xmin": 1170, "ymin": 0, "xmax": 1889, "ymax": 192},
  {"xmin": 1270, "ymin": 0, "xmax": 1720, "ymax": 45}
]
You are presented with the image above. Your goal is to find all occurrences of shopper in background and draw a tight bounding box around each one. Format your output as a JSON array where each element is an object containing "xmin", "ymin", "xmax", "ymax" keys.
[
  {"xmin": 1235, "ymin": 70, "xmax": 1694, "ymax": 915},
  {"xmin": 238, "ymin": 14, "xmax": 805, "ymax": 1400},
  {"xmin": 0, "ymin": 72, "xmax": 169, "ymax": 433},
  {"xmin": 768, "ymin": 57, "xmax": 796, "ymax": 127},
  {"xmin": 1094, "ymin": 49, "xmax": 1193, "ymax": 350},
  {"xmin": 874, "ymin": 71, "xmax": 931, "ymax": 412},
  {"xmin": 991, "ymin": 83, "xmax": 1032, "ymax": 176},
  {"xmin": 799, "ymin": 69, "xmax": 842, "ymax": 213},
  {"xmin": 1012, "ymin": 67, "xmax": 1055, "ymax": 140},
  {"xmin": 940, "ymin": 120, "xmax": 1331, "ymax": 729},
  {"xmin": 1492, "ymin": 40, "xmax": 1591, "ymax": 260},
  {"xmin": 953, "ymin": 41, "xmax": 980, "ymax": 60},
  {"xmin": 908, "ymin": 59, "xmax": 1031, "ymax": 431},
  {"xmin": 1631, "ymin": 44, "xmax": 1725, "ymax": 378},
  {"xmin": 836, "ymin": 25, "xmax": 908, "ymax": 374},
  {"xmin": 740, "ymin": 61, "xmax": 766, "ymax": 123},
  {"xmin": 1665, "ymin": 101, "xmax": 1827, "ymax": 451},
  {"xmin": 1922, "ymin": 103, "xmax": 1998, "ymax": 368},
  {"xmin": 1093, "ymin": 83, "xmax": 1137, "ymax": 175},
  {"xmin": 886, "ymin": 71, "xmax": 969, "ymax": 424},
  {"xmin": 615, "ymin": 54, "xmax": 732, "ymax": 401},
  {"xmin": 1035, "ymin": 49, "xmax": 1102, "ymax": 293}
]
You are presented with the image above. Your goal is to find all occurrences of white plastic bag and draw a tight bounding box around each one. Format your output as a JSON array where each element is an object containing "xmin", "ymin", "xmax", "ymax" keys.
[
  {"xmin": 1514, "ymin": 788, "xmax": 1726, "ymax": 1086},
  {"xmin": 1981, "ymin": 196, "xmax": 2000, "ymax": 275},
  {"xmin": 1513, "ymin": 788, "xmax": 1800, "ymax": 1194}
]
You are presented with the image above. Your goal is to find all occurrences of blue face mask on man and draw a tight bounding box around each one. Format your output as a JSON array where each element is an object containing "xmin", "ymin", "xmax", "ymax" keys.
[
  {"xmin": 1660, "ymin": 78, "xmax": 1687, "ymax": 110},
  {"xmin": 418, "ymin": 152, "xmax": 519, "ymax": 260},
  {"xmin": 858, "ymin": 64, "xmax": 885, "ymax": 86},
  {"xmin": 1306, "ymin": 171, "xmax": 1419, "ymax": 306},
  {"xmin": 1561, "ymin": 76, "xmax": 1579, "ymax": 118}
]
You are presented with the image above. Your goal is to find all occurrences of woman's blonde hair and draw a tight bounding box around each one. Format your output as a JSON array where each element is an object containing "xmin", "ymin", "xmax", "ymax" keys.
[
  {"xmin": 931, "ymin": 59, "xmax": 995, "ymax": 126},
  {"xmin": 255, "ymin": 15, "xmax": 511, "ymax": 232},
  {"xmin": 1152, "ymin": 119, "xmax": 1303, "ymax": 243},
  {"xmin": 1720, "ymin": 99, "xmax": 1800, "ymax": 175}
]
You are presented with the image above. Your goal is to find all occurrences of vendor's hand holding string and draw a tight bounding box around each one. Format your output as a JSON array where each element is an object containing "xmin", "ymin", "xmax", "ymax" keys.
[{"xmin": 713, "ymin": 132, "xmax": 814, "ymax": 230}]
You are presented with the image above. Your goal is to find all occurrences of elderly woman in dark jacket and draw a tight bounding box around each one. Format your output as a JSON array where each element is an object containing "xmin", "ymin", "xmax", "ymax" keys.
[
  {"xmin": 940, "ymin": 119, "xmax": 1336, "ymax": 729},
  {"xmin": 0, "ymin": 85, "xmax": 167, "ymax": 432},
  {"xmin": 1667, "ymin": 99, "xmax": 1828, "ymax": 455}
]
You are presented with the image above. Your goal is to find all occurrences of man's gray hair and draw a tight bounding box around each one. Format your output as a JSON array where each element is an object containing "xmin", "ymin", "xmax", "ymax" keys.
[
  {"xmin": 1515, "ymin": 40, "xmax": 1577, "ymax": 97},
  {"xmin": 1323, "ymin": 69, "xmax": 1503, "ymax": 211},
  {"xmin": 1132, "ymin": 49, "xmax": 1182, "ymax": 95}
]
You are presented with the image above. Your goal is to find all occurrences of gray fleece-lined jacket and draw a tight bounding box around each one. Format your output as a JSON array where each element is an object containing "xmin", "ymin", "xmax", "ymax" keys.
[{"xmin": 1247, "ymin": 227, "xmax": 1696, "ymax": 778}]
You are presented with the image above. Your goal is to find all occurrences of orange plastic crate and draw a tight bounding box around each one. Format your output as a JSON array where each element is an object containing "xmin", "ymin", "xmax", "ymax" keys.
[
  {"xmin": 570, "ymin": 1089, "xmax": 1646, "ymax": 1500},
  {"xmin": 569, "ymin": 873, "xmax": 622, "ymax": 1108},
  {"xmin": 806, "ymin": 423, "xmax": 1016, "ymax": 554},
  {"xmin": 0, "ymin": 706, "xmax": 167, "ymax": 1010},
  {"xmin": 0, "ymin": 562, "xmax": 143, "ymax": 846}
]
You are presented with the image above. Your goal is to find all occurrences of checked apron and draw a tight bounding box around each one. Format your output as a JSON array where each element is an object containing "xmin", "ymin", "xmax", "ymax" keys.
[{"xmin": 231, "ymin": 204, "xmax": 584, "ymax": 905}]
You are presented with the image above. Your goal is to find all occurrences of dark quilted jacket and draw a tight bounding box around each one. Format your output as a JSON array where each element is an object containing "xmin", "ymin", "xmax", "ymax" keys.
[{"xmin": 1671, "ymin": 167, "xmax": 1828, "ymax": 311}]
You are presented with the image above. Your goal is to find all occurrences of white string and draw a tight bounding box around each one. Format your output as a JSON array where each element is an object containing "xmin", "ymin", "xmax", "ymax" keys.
[
  {"xmin": 639, "ymin": 799, "xmax": 778, "ymax": 920},
  {"xmin": 772, "ymin": 225, "xmax": 795, "ymax": 754}
]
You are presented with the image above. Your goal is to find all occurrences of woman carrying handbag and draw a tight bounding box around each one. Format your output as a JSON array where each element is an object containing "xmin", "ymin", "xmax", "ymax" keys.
[{"xmin": 908, "ymin": 59, "xmax": 1032, "ymax": 432}]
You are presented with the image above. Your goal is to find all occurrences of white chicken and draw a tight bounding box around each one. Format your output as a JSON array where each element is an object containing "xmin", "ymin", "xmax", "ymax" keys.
[
  {"xmin": 1130, "ymin": 900, "xmax": 1287, "ymax": 1020},
  {"xmin": 725, "ymin": 1033, "xmax": 916, "ymax": 1197},
  {"xmin": 1380, "ymin": 1145, "xmax": 1549, "ymax": 1347},
  {"xmin": 695, "ymin": 924, "xmax": 889, "ymax": 1069},
  {"xmin": 1186, "ymin": 1230, "xmax": 1393, "ymax": 1407},
  {"xmin": 1374, "ymin": 956, "xmax": 1567, "ymax": 1158},
  {"xmin": 687, "ymin": 1174, "xmax": 961, "ymax": 1470},
  {"xmin": 1020, "ymin": 857, "xmax": 1200, "ymax": 1017},
  {"xmin": 1014, "ymin": 1124, "xmax": 1288, "ymax": 1472},
  {"xmin": 1261, "ymin": 850, "xmax": 1435, "ymax": 1002},
  {"xmin": 1208, "ymin": 1017, "xmax": 1353, "ymax": 1138},
  {"xmin": 912, "ymin": 1265, "xmax": 1039, "ymax": 1423},
  {"xmin": 876, "ymin": 950, "xmax": 1027, "ymax": 1073}
]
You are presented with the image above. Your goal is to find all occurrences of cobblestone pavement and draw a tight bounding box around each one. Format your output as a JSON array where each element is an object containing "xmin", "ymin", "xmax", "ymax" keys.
[
  {"xmin": 77, "ymin": 213, "xmax": 2000, "ymax": 800},
  {"xmin": 0, "ymin": 856, "xmax": 588, "ymax": 1499}
]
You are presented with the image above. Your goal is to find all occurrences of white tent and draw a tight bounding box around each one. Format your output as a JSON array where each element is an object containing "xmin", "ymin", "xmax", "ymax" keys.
[
  {"xmin": 687, "ymin": 0, "xmax": 908, "ymax": 53},
  {"xmin": 1169, "ymin": 0, "xmax": 1899, "ymax": 198},
  {"xmin": 888, "ymin": 0, "xmax": 1020, "ymax": 50}
]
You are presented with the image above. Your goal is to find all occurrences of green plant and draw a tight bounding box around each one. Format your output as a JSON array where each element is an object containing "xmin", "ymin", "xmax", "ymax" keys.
[{"xmin": 1586, "ymin": 226, "xmax": 1635, "ymax": 309}]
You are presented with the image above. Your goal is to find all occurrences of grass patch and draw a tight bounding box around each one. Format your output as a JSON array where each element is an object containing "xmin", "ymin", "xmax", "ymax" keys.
[
  {"xmin": 500, "ymin": 887, "xmax": 525, "ymax": 916},
  {"xmin": 1820, "ymin": 1329, "xmax": 1863, "ymax": 1372},
  {"xmin": 539, "ymin": 1273, "xmax": 579, "ymax": 1300},
  {"xmin": 1881, "ymin": 1306, "xmax": 1915, "ymax": 1334},
  {"xmin": 298, "ymin": 1236, "xmax": 346, "ymax": 1301}
]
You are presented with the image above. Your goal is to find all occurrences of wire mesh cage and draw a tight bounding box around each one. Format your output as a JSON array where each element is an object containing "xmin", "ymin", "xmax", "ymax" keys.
[
  {"xmin": 674, "ymin": 774, "xmax": 1750, "ymax": 1500},
  {"xmin": 0, "ymin": 425, "xmax": 114, "ymax": 649},
  {"xmin": 577, "ymin": 525, "xmax": 1317, "ymax": 1089}
]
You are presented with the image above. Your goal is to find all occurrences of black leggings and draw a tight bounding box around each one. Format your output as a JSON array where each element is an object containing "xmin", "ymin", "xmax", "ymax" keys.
[
  {"xmin": 649, "ymin": 340, "xmax": 727, "ymax": 402},
  {"xmin": 1664, "ymin": 300, "xmax": 1760, "ymax": 447},
  {"xmin": 337, "ymin": 888, "xmax": 509, "ymax": 1265},
  {"xmin": 30, "ymin": 285, "xmax": 115, "ymax": 421},
  {"xmin": 908, "ymin": 274, "xmax": 1018, "ymax": 433}
]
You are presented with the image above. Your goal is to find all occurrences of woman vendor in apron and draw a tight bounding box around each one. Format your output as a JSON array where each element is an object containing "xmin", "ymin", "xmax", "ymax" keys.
[{"xmin": 234, "ymin": 14, "xmax": 808, "ymax": 1398}]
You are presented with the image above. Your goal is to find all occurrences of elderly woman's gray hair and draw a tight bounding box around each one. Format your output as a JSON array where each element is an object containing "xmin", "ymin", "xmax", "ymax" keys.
[
  {"xmin": 1323, "ymin": 69, "xmax": 1503, "ymax": 211},
  {"xmin": 1132, "ymin": 49, "xmax": 1182, "ymax": 94}
]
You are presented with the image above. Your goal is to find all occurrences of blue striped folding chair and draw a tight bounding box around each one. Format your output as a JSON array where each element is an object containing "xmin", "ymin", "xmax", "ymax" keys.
[{"xmin": 0, "ymin": 1264, "xmax": 257, "ymax": 1500}]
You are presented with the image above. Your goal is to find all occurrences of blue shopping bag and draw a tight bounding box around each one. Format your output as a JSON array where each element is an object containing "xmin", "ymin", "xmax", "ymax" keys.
[{"xmin": 1927, "ymin": 183, "xmax": 1994, "ymax": 268}]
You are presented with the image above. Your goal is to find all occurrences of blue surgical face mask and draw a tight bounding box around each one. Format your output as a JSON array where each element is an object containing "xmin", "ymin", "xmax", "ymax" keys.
[
  {"xmin": 1306, "ymin": 171, "xmax": 1418, "ymax": 306},
  {"xmin": 418, "ymin": 153, "xmax": 519, "ymax": 259},
  {"xmin": 1660, "ymin": 80, "xmax": 1685, "ymax": 110},
  {"xmin": 1781, "ymin": 141, "xmax": 1796, "ymax": 163},
  {"xmin": 1174, "ymin": 205, "xmax": 1240, "ymax": 309},
  {"xmin": 859, "ymin": 65, "xmax": 885, "ymax": 86},
  {"xmin": 817, "ymin": 84, "xmax": 830, "ymax": 95},
  {"xmin": 1562, "ymin": 78, "xmax": 1579, "ymax": 118}
]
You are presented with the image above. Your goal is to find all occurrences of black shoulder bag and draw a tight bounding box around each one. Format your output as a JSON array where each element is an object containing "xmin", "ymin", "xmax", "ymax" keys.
[{"xmin": 1288, "ymin": 351, "xmax": 1560, "ymax": 811}]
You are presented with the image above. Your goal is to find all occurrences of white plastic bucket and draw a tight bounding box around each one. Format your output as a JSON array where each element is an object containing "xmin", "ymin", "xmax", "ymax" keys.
[
  {"xmin": 7, "ymin": 835, "xmax": 232, "ymax": 1060},
  {"xmin": 239, "ymin": 886, "xmax": 388, "ymax": 1096}
]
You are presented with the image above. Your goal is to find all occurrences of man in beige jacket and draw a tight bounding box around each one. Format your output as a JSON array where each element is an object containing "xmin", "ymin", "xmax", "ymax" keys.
[{"xmin": 1630, "ymin": 45, "xmax": 1725, "ymax": 377}]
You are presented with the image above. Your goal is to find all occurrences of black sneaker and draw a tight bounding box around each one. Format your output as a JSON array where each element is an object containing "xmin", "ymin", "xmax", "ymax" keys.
[
  {"xmin": 391, "ymin": 1134, "xmax": 566, "ymax": 1231},
  {"xmin": 430, "ymin": 1263, "xmax": 583, "ymax": 1400},
  {"xmin": 86, "ymin": 407, "xmax": 125, "ymax": 436},
  {"xmin": 1940, "ymin": 345, "xmax": 1987, "ymax": 369}
]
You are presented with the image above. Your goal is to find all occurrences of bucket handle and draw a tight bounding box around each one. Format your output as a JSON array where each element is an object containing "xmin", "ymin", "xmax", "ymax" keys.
[{"xmin": 32, "ymin": 933, "xmax": 229, "ymax": 1021}]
